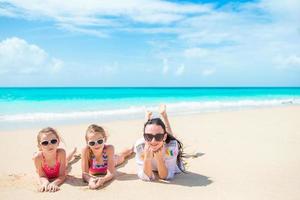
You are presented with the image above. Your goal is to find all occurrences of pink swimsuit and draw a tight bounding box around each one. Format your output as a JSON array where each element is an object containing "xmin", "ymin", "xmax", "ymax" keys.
[
  {"xmin": 42, "ymin": 153, "xmax": 60, "ymax": 179},
  {"xmin": 89, "ymin": 145, "xmax": 108, "ymax": 175}
]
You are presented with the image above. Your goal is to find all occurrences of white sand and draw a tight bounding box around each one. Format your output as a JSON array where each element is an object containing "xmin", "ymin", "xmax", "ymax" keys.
[{"xmin": 0, "ymin": 106, "xmax": 300, "ymax": 200}]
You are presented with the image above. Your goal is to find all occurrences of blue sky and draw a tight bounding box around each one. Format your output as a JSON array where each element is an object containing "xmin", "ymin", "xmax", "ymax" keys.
[{"xmin": 0, "ymin": 0, "xmax": 299, "ymax": 87}]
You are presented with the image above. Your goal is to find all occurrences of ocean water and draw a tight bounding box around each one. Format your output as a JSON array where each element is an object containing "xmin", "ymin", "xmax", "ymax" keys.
[{"xmin": 0, "ymin": 87, "xmax": 299, "ymax": 130}]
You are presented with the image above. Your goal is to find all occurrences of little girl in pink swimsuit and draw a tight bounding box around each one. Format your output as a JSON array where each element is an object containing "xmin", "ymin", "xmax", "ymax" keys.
[
  {"xmin": 33, "ymin": 127, "xmax": 76, "ymax": 192},
  {"xmin": 81, "ymin": 124, "xmax": 133, "ymax": 189}
]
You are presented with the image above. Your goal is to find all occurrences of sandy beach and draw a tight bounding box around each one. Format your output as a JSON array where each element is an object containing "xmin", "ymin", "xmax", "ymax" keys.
[{"xmin": 0, "ymin": 106, "xmax": 299, "ymax": 200}]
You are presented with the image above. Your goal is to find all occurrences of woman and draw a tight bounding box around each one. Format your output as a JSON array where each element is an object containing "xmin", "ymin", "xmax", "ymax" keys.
[{"xmin": 134, "ymin": 105, "xmax": 185, "ymax": 181}]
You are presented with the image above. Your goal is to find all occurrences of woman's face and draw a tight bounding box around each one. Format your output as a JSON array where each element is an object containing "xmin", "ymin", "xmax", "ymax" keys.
[
  {"xmin": 39, "ymin": 133, "xmax": 59, "ymax": 153},
  {"xmin": 144, "ymin": 124, "xmax": 167, "ymax": 152},
  {"xmin": 86, "ymin": 132, "xmax": 105, "ymax": 152}
]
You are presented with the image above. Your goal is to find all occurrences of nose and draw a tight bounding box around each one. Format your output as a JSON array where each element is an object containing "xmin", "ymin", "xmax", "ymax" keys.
[{"xmin": 151, "ymin": 137, "xmax": 156, "ymax": 143}]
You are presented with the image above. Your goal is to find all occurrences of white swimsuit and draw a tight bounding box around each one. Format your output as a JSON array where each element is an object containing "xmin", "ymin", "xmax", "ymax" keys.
[{"xmin": 134, "ymin": 137, "xmax": 182, "ymax": 181}]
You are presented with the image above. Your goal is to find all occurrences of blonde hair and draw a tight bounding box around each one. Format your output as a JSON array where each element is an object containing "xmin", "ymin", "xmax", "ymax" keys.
[
  {"xmin": 85, "ymin": 124, "xmax": 107, "ymax": 142},
  {"xmin": 37, "ymin": 127, "xmax": 63, "ymax": 151}
]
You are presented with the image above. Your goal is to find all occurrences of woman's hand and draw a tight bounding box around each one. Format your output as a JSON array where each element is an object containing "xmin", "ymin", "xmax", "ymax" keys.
[
  {"xmin": 153, "ymin": 146, "xmax": 165, "ymax": 161},
  {"xmin": 47, "ymin": 182, "xmax": 60, "ymax": 192},
  {"xmin": 144, "ymin": 143, "xmax": 154, "ymax": 160}
]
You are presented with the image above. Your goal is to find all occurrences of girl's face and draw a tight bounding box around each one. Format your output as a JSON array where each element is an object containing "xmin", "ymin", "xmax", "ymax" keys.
[
  {"xmin": 39, "ymin": 133, "xmax": 59, "ymax": 153},
  {"xmin": 86, "ymin": 132, "xmax": 105, "ymax": 152},
  {"xmin": 144, "ymin": 124, "xmax": 167, "ymax": 152}
]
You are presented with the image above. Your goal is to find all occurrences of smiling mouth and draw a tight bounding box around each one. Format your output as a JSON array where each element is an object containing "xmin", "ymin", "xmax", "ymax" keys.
[{"xmin": 150, "ymin": 144, "xmax": 159, "ymax": 148}]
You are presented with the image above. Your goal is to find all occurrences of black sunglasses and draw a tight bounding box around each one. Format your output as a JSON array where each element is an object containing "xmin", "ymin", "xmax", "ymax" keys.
[
  {"xmin": 88, "ymin": 139, "xmax": 104, "ymax": 146},
  {"xmin": 144, "ymin": 133, "xmax": 165, "ymax": 142},
  {"xmin": 40, "ymin": 139, "xmax": 58, "ymax": 146}
]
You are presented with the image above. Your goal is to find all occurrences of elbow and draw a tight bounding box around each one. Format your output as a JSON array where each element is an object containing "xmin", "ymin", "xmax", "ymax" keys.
[
  {"xmin": 60, "ymin": 175, "xmax": 67, "ymax": 182},
  {"xmin": 158, "ymin": 169, "xmax": 170, "ymax": 180},
  {"xmin": 158, "ymin": 174, "xmax": 168, "ymax": 180},
  {"xmin": 107, "ymin": 171, "xmax": 116, "ymax": 180}
]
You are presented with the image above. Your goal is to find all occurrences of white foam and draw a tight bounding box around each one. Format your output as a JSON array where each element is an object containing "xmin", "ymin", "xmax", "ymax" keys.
[{"xmin": 0, "ymin": 98, "xmax": 298, "ymax": 122}]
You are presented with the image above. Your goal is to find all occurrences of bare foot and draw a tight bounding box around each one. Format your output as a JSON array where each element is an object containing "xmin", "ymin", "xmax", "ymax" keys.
[
  {"xmin": 145, "ymin": 110, "xmax": 152, "ymax": 121},
  {"xmin": 159, "ymin": 104, "xmax": 167, "ymax": 117}
]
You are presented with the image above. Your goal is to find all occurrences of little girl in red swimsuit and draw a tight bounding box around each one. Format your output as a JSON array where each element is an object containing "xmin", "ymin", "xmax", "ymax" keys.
[
  {"xmin": 33, "ymin": 127, "xmax": 76, "ymax": 192},
  {"xmin": 81, "ymin": 124, "xmax": 133, "ymax": 189}
]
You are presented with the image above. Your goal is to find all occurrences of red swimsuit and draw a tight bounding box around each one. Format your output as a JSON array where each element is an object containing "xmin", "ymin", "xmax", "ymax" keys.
[{"xmin": 41, "ymin": 153, "xmax": 60, "ymax": 179}]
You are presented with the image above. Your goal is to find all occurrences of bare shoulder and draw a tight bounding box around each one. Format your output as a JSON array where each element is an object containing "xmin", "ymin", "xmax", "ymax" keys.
[
  {"xmin": 105, "ymin": 145, "xmax": 115, "ymax": 154},
  {"xmin": 81, "ymin": 146, "xmax": 91, "ymax": 159},
  {"xmin": 82, "ymin": 146, "xmax": 90, "ymax": 155},
  {"xmin": 57, "ymin": 148, "xmax": 66, "ymax": 155},
  {"xmin": 33, "ymin": 151, "xmax": 43, "ymax": 162},
  {"xmin": 57, "ymin": 148, "xmax": 66, "ymax": 160}
]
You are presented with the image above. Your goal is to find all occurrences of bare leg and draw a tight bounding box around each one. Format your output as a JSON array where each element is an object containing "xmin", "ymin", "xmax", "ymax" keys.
[
  {"xmin": 67, "ymin": 147, "xmax": 77, "ymax": 163},
  {"xmin": 159, "ymin": 104, "xmax": 173, "ymax": 135},
  {"xmin": 114, "ymin": 147, "xmax": 134, "ymax": 166}
]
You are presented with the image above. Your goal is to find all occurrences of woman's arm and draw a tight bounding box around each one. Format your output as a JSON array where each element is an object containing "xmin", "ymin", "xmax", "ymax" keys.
[
  {"xmin": 143, "ymin": 144, "xmax": 155, "ymax": 179},
  {"xmin": 153, "ymin": 147, "xmax": 168, "ymax": 180}
]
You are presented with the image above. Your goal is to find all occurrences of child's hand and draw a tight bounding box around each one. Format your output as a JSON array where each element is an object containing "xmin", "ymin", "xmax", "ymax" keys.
[
  {"xmin": 38, "ymin": 183, "xmax": 49, "ymax": 192},
  {"xmin": 47, "ymin": 182, "xmax": 60, "ymax": 192},
  {"xmin": 88, "ymin": 178, "xmax": 98, "ymax": 189},
  {"xmin": 96, "ymin": 178, "xmax": 105, "ymax": 188}
]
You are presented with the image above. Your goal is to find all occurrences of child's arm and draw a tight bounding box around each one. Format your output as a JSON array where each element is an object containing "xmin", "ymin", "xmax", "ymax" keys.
[
  {"xmin": 95, "ymin": 145, "xmax": 116, "ymax": 188},
  {"xmin": 33, "ymin": 153, "xmax": 50, "ymax": 192},
  {"xmin": 81, "ymin": 147, "xmax": 100, "ymax": 189},
  {"xmin": 81, "ymin": 147, "xmax": 93, "ymax": 183},
  {"xmin": 47, "ymin": 149, "xmax": 67, "ymax": 191}
]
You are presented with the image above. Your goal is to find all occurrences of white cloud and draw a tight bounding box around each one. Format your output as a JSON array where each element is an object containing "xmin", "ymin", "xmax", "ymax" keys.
[
  {"xmin": 0, "ymin": 0, "xmax": 212, "ymax": 36},
  {"xmin": 57, "ymin": 23, "xmax": 108, "ymax": 38},
  {"xmin": 1, "ymin": 0, "xmax": 300, "ymax": 85},
  {"xmin": 184, "ymin": 47, "xmax": 209, "ymax": 58},
  {"xmin": 0, "ymin": 37, "xmax": 63, "ymax": 74},
  {"xmin": 276, "ymin": 55, "xmax": 300, "ymax": 70},
  {"xmin": 175, "ymin": 64, "xmax": 185, "ymax": 76},
  {"xmin": 202, "ymin": 68, "xmax": 216, "ymax": 76}
]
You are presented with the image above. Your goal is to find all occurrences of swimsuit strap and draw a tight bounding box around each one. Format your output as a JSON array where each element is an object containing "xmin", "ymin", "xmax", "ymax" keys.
[
  {"xmin": 90, "ymin": 145, "xmax": 108, "ymax": 166},
  {"xmin": 42, "ymin": 151, "xmax": 59, "ymax": 167}
]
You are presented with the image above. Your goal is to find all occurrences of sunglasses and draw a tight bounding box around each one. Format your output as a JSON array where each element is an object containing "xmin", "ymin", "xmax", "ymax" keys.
[
  {"xmin": 40, "ymin": 139, "xmax": 58, "ymax": 146},
  {"xmin": 88, "ymin": 139, "xmax": 104, "ymax": 146},
  {"xmin": 144, "ymin": 133, "xmax": 165, "ymax": 142}
]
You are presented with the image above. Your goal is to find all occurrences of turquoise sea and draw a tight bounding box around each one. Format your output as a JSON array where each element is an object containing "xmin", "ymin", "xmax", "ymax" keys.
[{"xmin": 0, "ymin": 87, "xmax": 300, "ymax": 130}]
